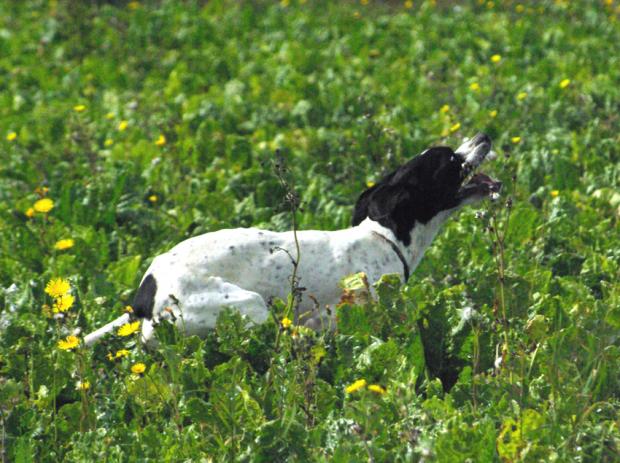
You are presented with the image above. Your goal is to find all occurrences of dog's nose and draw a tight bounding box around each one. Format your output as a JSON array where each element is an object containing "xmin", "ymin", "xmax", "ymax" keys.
[{"xmin": 471, "ymin": 132, "xmax": 491, "ymax": 146}]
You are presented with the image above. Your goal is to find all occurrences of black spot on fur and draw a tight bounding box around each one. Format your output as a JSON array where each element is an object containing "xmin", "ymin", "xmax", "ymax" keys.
[
  {"xmin": 133, "ymin": 274, "xmax": 157, "ymax": 319},
  {"xmin": 352, "ymin": 146, "xmax": 464, "ymax": 245}
]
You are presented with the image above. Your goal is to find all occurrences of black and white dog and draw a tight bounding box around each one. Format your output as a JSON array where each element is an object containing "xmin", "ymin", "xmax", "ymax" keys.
[{"xmin": 85, "ymin": 133, "xmax": 500, "ymax": 345}]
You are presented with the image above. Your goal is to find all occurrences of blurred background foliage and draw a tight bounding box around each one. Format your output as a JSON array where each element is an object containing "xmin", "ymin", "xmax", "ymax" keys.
[{"xmin": 0, "ymin": 0, "xmax": 619, "ymax": 461}]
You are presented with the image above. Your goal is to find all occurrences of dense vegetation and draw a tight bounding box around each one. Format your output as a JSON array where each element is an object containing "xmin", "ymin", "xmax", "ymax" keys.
[{"xmin": 1, "ymin": 0, "xmax": 619, "ymax": 461}]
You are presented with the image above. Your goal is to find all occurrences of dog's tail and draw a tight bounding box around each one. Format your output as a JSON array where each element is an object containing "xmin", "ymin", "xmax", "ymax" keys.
[
  {"xmin": 84, "ymin": 274, "xmax": 158, "ymax": 346},
  {"xmin": 83, "ymin": 313, "xmax": 131, "ymax": 346}
]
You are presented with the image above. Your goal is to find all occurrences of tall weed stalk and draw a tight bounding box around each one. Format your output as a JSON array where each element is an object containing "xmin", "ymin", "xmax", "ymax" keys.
[
  {"xmin": 262, "ymin": 150, "xmax": 303, "ymax": 408},
  {"xmin": 487, "ymin": 148, "xmax": 517, "ymax": 379}
]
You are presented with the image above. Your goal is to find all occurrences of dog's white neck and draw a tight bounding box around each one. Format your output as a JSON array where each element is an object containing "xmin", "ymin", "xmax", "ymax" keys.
[{"xmin": 356, "ymin": 211, "xmax": 454, "ymax": 276}]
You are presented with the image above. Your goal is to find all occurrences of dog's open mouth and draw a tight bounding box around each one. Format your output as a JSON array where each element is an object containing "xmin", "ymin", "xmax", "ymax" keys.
[
  {"xmin": 459, "ymin": 172, "xmax": 502, "ymax": 199},
  {"xmin": 456, "ymin": 133, "xmax": 502, "ymax": 200}
]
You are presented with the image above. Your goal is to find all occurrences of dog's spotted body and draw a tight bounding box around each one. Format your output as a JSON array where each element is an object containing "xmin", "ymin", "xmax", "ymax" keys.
[{"xmin": 85, "ymin": 133, "xmax": 500, "ymax": 345}]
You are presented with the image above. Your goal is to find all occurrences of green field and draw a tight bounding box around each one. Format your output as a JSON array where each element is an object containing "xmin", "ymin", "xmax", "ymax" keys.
[{"xmin": 1, "ymin": 0, "xmax": 619, "ymax": 461}]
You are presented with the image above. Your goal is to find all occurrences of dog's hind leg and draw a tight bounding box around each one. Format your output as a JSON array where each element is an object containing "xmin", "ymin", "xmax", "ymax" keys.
[{"xmin": 142, "ymin": 276, "xmax": 270, "ymax": 344}]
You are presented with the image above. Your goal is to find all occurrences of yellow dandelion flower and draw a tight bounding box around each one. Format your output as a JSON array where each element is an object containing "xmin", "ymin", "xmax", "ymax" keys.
[
  {"xmin": 54, "ymin": 239, "xmax": 75, "ymax": 251},
  {"xmin": 58, "ymin": 335, "xmax": 80, "ymax": 351},
  {"xmin": 366, "ymin": 180, "xmax": 375, "ymax": 188},
  {"xmin": 511, "ymin": 136, "xmax": 521, "ymax": 144},
  {"xmin": 345, "ymin": 379, "xmax": 367, "ymax": 393},
  {"xmin": 45, "ymin": 278, "xmax": 70, "ymax": 298},
  {"xmin": 489, "ymin": 110, "xmax": 498, "ymax": 118},
  {"xmin": 53, "ymin": 294, "xmax": 75, "ymax": 313},
  {"xmin": 550, "ymin": 190, "xmax": 559, "ymax": 198},
  {"xmin": 6, "ymin": 131, "xmax": 17, "ymax": 142},
  {"xmin": 124, "ymin": 305, "xmax": 134, "ymax": 314},
  {"xmin": 469, "ymin": 82, "xmax": 480, "ymax": 92},
  {"xmin": 517, "ymin": 91, "xmax": 528, "ymax": 101},
  {"xmin": 155, "ymin": 134, "xmax": 166, "ymax": 146},
  {"xmin": 368, "ymin": 384, "xmax": 386, "ymax": 394},
  {"xmin": 148, "ymin": 194, "xmax": 158, "ymax": 203},
  {"xmin": 450, "ymin": 122, "xmax": 461, "ymax": 133},
  {"xmin": 115, "ymin": 349, "xmax": 131, "ymax": 359},
  {"xmin": 118, "ymin": 120, "xmax": 128, "ymax": 131},
  {"xmin": 33, "ymin": 198, "xmax": 54, "ymax": 213},
  {"xmin": 404, "ymin": 0, "xmax": 413, "ymax": 8},
  {"xmin": 76, "ymin": 380, "xmax": 90, "ymax": 390},
  {"xmin": 515, "ymin": 4, "xmax": 525, "ymax": 12},
  {"xmin": 439, "ymin": 104, "xmax": 450, "ymax": 114},
  {"xmin": 25, "ymin": 207, "xmax": 35, "ymax": 218},
  {"xmin": 73, "ymin": 104, "xmax": 86, "ymax": 112},
  {"xmin": 131, "ymin": 362, "xmax": 146, "ymax": 374},
  {"xmin": 108, "ymin": 348, "xmax": 131, "ymax": 361},
  {"xmin": 559, "ymin": 78, "xmax": 571, "ymax": 89},
  {"xmin": 104, "ymin": 139, "xmax": 114, "ymax": 147},
  {"xmin": 117, "ymin": 320, "xmax": 140, "ymax": 337},
  {"xmin": 105, "ymin": 112, "xmax": 115, "ymax": 120},
  {"xmin": 281, "ymin": 317, "xmax": 292, "ymax": 329},
  {"xmin": 491, "ymin": 54, "xmax": 502, "ymax": 63}
]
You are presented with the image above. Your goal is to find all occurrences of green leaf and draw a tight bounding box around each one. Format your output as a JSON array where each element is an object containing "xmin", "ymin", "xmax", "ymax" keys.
[
  {"xmin": 507, "ymin": 204, "xmax": 540, "ymax": 243},
  {"xmin": 106, "ymin": 255, "xmax": 142, "ymax": 289}
]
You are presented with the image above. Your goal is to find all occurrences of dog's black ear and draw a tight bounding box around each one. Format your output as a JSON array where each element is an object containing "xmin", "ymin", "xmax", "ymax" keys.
[
  {"xmin": 352, "ymin": 185, "xmax": 377, "ymax": 226},
  {"xmin": 365, "ymin": 184, "xmax": 411, "ymax": 223}
]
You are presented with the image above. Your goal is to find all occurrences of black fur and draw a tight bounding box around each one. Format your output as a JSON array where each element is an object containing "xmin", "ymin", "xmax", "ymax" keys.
[
  {"xmin": 133, "ymin": 273, "xmax": 157, "ymax": 319},
  {"xmin": 352, "ymin": 147, "xmax": 465, "ymax": 245}
]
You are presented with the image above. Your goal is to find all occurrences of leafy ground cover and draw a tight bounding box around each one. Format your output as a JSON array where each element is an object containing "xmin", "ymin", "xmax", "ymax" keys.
[{"xmin": 1, "ymin": 0, "xmax": 619, "ymax": 461}]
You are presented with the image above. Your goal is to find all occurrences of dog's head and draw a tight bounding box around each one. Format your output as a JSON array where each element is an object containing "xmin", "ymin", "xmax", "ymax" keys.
[{"xmin": 352, "ymin": 133, "xmax": 501, "ymax": 245}]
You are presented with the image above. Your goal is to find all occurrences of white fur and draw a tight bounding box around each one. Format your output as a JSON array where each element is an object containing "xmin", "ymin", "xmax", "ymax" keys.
[{"xmin": 456, "ymin": 136, "xmax": 496, "ymax": 168}]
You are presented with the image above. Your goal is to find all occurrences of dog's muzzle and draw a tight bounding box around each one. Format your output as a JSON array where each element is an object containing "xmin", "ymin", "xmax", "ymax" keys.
[{"xmin": 456, "ymin": 133, "xmax": 502, "ymax": 199}]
